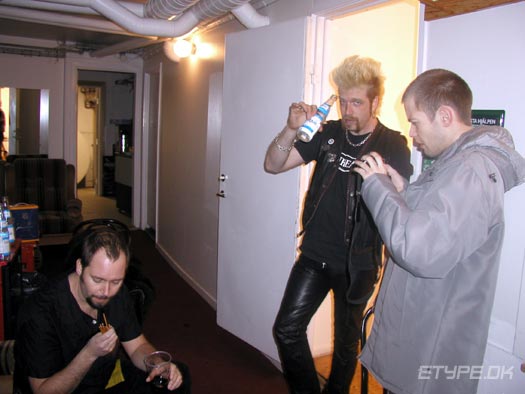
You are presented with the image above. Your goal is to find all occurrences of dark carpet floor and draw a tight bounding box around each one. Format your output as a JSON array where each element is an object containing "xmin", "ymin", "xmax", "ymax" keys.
[{"xmin": 129, "ymin": 229, "xmax": 289, "ymax": 394}]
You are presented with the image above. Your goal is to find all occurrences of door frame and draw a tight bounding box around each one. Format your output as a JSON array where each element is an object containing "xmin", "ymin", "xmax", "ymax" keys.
[
  {"xmin": 141, "ymin": 63, "xmax": 163, "ymax": 239},
  {"xmin": 64, "ymin": 57, "xmax": 143, "ymax": 228},
  {"xmin": 77, "ymin": 81, "xmax": 104, "ymax": 194}
]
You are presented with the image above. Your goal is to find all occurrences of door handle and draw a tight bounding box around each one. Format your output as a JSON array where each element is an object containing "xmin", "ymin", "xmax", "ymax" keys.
[{"xmin": 216, "ymin": 190, "xmax": 226, "ymax": 198}]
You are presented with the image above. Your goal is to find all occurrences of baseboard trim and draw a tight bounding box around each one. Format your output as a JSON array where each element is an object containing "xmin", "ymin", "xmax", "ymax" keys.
[{"xmin": 155, "ymin": 242, "xmax": 217, "ymax": 310}]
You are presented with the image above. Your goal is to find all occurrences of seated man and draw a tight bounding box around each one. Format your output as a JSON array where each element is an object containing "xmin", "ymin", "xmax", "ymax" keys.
[{"xmin": 14, "ymin": 227, "xmax": 190, "ymax": 393}]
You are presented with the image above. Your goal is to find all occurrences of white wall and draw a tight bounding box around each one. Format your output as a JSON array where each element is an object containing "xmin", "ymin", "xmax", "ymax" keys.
[
  {"xmin": 422, "ymin": 3, "xmax": 525, "ymax": 392},
  {"xmin": 152, "ymin": 21, "xmax": 242, "ymax": 304},
  {"xmin": 0, "ymin": 51, "xmax": 65, "ymax": 159}
]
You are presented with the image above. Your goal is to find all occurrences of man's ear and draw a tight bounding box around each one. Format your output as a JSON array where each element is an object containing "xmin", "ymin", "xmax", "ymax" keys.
[
  {"xmin": 371, "ymin": 96, "xmax": 379, "ymax": 115},
  {"xmin": 438, "ymin": 105, "xmax": 454, "ymax": 126},
  {"xmin": 76, "ymin": 258, "xmax": 83, "ymax": 276}
]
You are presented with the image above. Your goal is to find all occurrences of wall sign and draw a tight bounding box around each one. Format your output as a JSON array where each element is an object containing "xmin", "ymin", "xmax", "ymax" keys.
[
  {"xmin": 471, "ymin": 109, "xmax": 505, "ymax": 127},
  {"xmin": 422, "ymin": 109, "xmax": 506, "ymax": 171}
]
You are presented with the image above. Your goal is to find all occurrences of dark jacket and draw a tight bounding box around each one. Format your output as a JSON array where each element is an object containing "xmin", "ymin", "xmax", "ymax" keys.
[{"xmin": 300, "ymin": 120, "xmax": 413, "ymax": 302}]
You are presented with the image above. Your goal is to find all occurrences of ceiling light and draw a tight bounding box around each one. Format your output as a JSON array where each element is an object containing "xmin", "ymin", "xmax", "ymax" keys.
[{"xmin": 172, "ymin": 39, "xmax": 196, "ymax": 58}]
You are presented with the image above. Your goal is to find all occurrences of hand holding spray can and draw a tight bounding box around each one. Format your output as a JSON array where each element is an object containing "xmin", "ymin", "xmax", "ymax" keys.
[{"xmin": 296, "ymin": 95, "xmax": 338, "ymax": 142}]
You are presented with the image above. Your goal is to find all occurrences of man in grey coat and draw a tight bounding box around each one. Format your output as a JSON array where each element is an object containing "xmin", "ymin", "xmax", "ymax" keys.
[{"xmin": 353, "ymin": 69, "xmax": 525, "ymax": 394}]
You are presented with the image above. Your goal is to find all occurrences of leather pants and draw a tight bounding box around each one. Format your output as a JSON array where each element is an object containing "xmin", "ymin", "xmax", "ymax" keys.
[{"xmin": 273, "ymin": 255, "xmax": 367, "ymax": 394}]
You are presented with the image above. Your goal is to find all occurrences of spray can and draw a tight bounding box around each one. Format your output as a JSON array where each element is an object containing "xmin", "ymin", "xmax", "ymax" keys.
[{"xmin": 296, "ymin": 95, "xmax": 338, "ymax": 142}]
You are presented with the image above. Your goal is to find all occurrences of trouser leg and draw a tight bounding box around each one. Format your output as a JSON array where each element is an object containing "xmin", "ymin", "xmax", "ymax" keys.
[
  {"xmin": 273, "ymin": 255, "xmax": 330, "ymax": 394},
  {"xmin": 322, "ymin": 265, "xmax": 367, "ymax": 394}
]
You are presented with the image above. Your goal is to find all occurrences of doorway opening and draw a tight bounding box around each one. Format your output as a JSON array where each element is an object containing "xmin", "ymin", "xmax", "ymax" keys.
[
  {"xmin": 308, "ymin": 1, "xmax": 419, "ymax": 391},
  {"xmin": 76, "ymin": 70, "xmax": 135, "ymax": 227}
]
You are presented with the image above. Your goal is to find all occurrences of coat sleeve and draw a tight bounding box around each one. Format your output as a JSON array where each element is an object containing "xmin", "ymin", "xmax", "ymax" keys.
[{"xmin": 361, "ymin": 155, "xmax": 499, "ymax": 278}]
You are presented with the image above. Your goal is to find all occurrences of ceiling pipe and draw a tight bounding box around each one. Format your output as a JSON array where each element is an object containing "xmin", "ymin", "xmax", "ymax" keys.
[
  {"xmin": 31, "ymin": 0, "xmax": 192, "ymax": 37},
  {"xmin": 192, "ymin": 0, "xmax": 255, "ymax": 21},
  {"xmin": 0, "ymin": 5, "xmax": 136, "ymax": 36},
  {"xmin": 144, "ymin": 0, "xmax": 199, "ymax": 19},
  {"xmin": 94, "ymin": 0, "xmax": 269, "ymax": 57},
  {"xmin": 231, "ymin": 2, "xmax": 269, "ymax": 28},
  {"xmin": 0, "ymin": 0, "xmax": 145, "ymax": 16},
  {"xmin": 0, "ymin": 0, "xmax": 100, "ymax": 15},
  {"xmin": 0, "ymin": 0, "xmax": 270, "ymax": 56},
  {"xmin": 23, "ymin": 0, "xmax": 269, "ymax": 36}
]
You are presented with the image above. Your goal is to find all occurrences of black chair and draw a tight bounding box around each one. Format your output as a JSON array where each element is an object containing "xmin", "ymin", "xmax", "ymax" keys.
[
  {"xmin": 360, "ymin": 306, "xmax": 387, "ymax": 394},
  {"xmin": 5, "ymin": 158, "xmax": 83, "ymax": 235}
]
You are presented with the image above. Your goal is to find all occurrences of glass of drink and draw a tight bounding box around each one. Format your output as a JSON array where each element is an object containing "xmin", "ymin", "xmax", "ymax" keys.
[{"xmin": 144, "ymin": 351, "xmax": 172, "ymax": 389}]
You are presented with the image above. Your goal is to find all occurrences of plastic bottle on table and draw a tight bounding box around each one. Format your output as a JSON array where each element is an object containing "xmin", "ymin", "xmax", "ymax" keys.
[
  {"xmin": 0, "ymin": 206, "xmax": 10, "ymax": 262},
  {"xmin": 296, "ymin": 95, "xmax": 338, "ymax": 142},
  {"xmin": 1, "ymin": 196, "xmax": 15, "ymax": 243}
]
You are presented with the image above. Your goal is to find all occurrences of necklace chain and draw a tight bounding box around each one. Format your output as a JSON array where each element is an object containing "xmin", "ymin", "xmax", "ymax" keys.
[{"xmin": 345, "ymin": 129, "xmax": 372, "ymax": 147}]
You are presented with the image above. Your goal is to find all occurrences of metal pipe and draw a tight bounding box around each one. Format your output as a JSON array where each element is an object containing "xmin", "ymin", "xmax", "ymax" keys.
[
  {"xmin": 24, "ymin": 0, "xmax": 145, "ymax": 16},
  {"xmin": 0, "ymin": 5, "xmax": 133, "ymax": 36},
  {"xmin": 144, "ymin": 0, "xmax": 198, "ymax": 19}
]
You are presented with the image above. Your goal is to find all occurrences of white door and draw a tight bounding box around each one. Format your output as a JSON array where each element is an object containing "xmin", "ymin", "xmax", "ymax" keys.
[{"xmin": 217, "ymin": 17, "xmax": 309, "ymax": 361}]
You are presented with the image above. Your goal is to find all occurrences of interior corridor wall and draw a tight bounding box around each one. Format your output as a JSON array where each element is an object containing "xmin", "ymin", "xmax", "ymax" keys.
[
  {"xmin": 421, "ymin": 2, "xmax": 525, "ymax": 392},
  {"xmin": 154, "ymin": 21, "xmax": 241, "ymax": 306},
  {"xmin": 152, "ymin": 0, "xmax": 336, "ymax": 307}
]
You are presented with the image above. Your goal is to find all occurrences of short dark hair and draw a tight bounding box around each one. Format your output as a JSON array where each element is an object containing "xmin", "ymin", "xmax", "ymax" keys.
[
  {"xmin": 402, "ymin": 69, "xmax": 473, "ymax": 125},
  {"xmin": 79, "ymin": 227, "xmax": 130, "ymax": 268}
]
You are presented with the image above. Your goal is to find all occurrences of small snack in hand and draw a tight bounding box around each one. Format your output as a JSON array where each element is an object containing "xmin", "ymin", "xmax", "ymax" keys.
[{"xmin": 99, "ymin": 313, "xmax": 113, "ymax": 333}]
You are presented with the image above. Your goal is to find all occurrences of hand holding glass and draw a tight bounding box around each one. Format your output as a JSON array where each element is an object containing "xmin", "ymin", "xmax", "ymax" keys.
[{"xmin": 144, "ymin": 351, "xmax": 172, "ymax": 389}]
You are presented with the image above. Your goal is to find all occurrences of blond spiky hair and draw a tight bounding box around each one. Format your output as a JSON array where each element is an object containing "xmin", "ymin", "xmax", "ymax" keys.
[{"xmin": 331, "ymin": 55, "xmax": 385, "ymax": 116}]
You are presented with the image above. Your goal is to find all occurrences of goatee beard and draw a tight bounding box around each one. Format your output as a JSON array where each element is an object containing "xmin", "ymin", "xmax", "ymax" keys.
[
  {"xmin": 344, "ymin": 120, "xmax": 361, "ymax": 133},
  {"xmin": 86, "ymin": 296, "xmax": 105, "ymax": 310}
]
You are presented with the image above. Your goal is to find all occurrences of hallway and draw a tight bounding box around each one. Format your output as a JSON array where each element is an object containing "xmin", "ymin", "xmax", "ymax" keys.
[{"xmin": 77, "ymin": 187, "xmax": 133, "ymax": 228}]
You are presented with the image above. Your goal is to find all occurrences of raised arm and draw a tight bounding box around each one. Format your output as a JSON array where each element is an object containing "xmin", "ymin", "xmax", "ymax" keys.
[{"xmin": 264, "ymin": 102, "xmax": 316, "ymax": 174}]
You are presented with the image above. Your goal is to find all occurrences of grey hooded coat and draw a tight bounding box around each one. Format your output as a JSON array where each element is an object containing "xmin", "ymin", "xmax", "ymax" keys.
[{"xmin": 359, "ymin": 126, "xmax": 525, "ymax": 394}]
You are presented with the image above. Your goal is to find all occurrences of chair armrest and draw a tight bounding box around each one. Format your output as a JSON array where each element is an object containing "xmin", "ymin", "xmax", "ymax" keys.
[{"xmin": 66, "ymin": 198, "xmax": 83, "ymax": 222}]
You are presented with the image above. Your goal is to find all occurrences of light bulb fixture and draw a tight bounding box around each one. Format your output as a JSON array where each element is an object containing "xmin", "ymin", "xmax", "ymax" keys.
[{"xmin": 172, "ymin": 39, "xmax": 196, "ymax": 58}]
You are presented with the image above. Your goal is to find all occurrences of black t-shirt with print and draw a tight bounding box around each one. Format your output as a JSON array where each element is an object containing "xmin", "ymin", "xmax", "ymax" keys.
[{"xmin": 295, "ymin": 124, "xmax": 370, "ymax": 266}]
